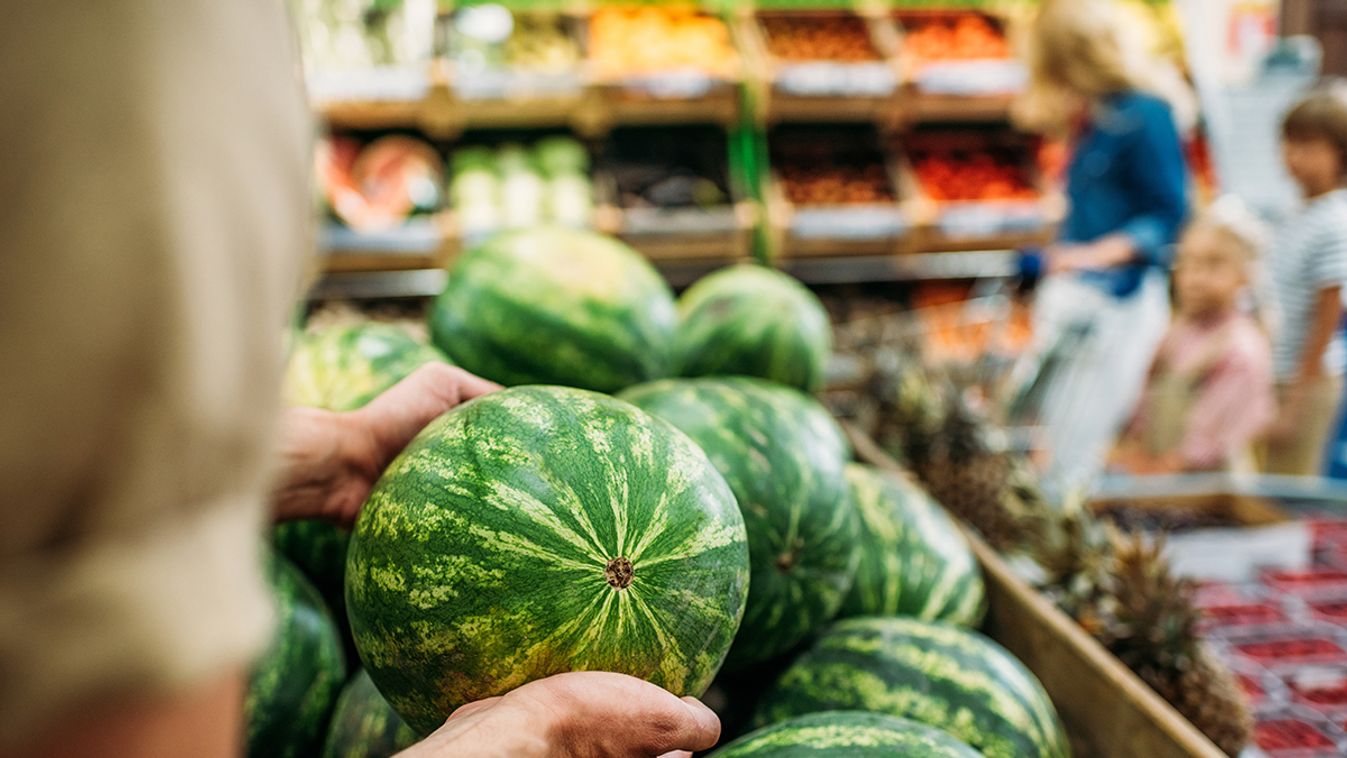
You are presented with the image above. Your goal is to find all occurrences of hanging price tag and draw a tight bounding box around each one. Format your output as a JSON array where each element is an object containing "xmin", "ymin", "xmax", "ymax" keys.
[
  {"xmin": 617, "ymin": 70, "xmax": 718, "ymax": 100},
  {"xmin": 624, "ymin": 206, "xmax": 739, "ymax": 235},
  {"xmin": 791, "ymin": 206, "xmax": 906, "ymax": 240},
  {"xmin": 915, "ymin": 60, "xmax": 1026, "ymax": 96},
  {"xmin": 936, "ymin": 201, "xmax": 1043, "ymax": 238},
  {"xmin": 776, "ymin": 62, "xmax": 896, "ymax": 98},
  {"xmin": 308, "ymin": 66, "xmax": 431, "ymax": 103}
]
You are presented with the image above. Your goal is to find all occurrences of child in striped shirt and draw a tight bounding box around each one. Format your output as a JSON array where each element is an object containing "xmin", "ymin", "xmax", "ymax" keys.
[
  {"xmin": 1111, "ymin": 205, "xmax": 1274, "ymax": 473},
  {"xmin": 1265, "ymin": 86, "xmax": 1347, "ymax": 475}
]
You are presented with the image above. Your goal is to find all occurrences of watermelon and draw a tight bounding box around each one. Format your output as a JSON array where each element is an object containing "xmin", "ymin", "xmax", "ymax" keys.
[
  {"xmin": 345, "ymin": 385, "xmax": 750, "ymax": 735},
  {"xmin": 838, "ymin": 464, "xmax": 985, "ymax": 625},
  {"xmin": 322, "ymin": 669, "xmax": 419, "ymax": 758},
  {"xmin": 619, "ymin": 377, "xmax": 858, "ymax": 670},
  {"xmin": 276, "ymin": 320, "xmax": 448, "ymax": 617},
  {"xmin": 283, "ymin": 321, "xmax": 450, "ymax": 412},
  {"xmin": 753, "ymin": 617, "xmax": 1069, "ymax": 758},
  {"xmin": 428, "ymin": 228, "xmax": 676, "ymax": 393},
  {"xmin": 710, "ymin": 711, "xmax": 981, "ymax": 757},
  {"xmin": 246, "ymin": 555, "xmax": 348, "ymax": 758},
  {"xmin": 673, "ymin": 265, "xmax": 832, "ymax": 392}
]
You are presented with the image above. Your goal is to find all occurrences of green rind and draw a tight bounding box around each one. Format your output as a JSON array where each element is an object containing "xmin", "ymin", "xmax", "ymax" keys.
[
  {"xmin": 753, "ymin": 617, "xmax": 1069, "ymax": 758},
  {"xmin": 619, "ymin": 377, "xmax": 858, "ymax": 669},
  {"xmin": 838, "ymin": 465, "xmax": 985, "ymax": 626},
  {"xmin": 322, "ymin": 669, "xmax": 419, "ymax": 758},
  {"xmin": 429, "ymin": 228, "xmax": 677, "ymax": 392},
  {"xmin": 246, "ymin": 555, "xmax": 349, "ymax": 758},
  {"xmin": 277, "ymin": 320, "xmax": 446, "ymax": 617},
  {"xmin": 346, "ymin": 385, "xmax": 750, "ymax": 735},
  {"xmin": 711, "ymin": 711, "xmax": 981, "ymax": 757},
  {"xmin": 674, "ymin": 265, "xmax": 833, "ymax": 392},
  {"xmin": 284, "ymin": 321, "xmax": 450, "ymax": 412}
]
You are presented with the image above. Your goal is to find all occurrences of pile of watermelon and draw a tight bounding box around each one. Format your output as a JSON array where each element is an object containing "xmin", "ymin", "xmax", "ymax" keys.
[{"xmin": 248, "ymin": 228, "xmax": 1068, "ymax": 757}]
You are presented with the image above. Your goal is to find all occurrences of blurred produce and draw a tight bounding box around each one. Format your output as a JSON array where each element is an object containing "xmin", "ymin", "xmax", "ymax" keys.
[
  {"xmin": 603, "ymin": 127, "xmax": 732, "ymax": 211},
  {"xmin": 448, "ymin": 136, "xmax": 593, "ymax": 235},
  {"xmin": 761, "ymin": 14, "xmax": 881, "ymax": 62},
  {"xmin": 505, "ymin": 13, "xmax": 581, "ymax": 70},
  {"xmin": 292, "ymin": 0, "xmax": 436, "ymax": 71},
  {"xmin": 912, "ymin": 148, "xmax": 1038, "ymax": 203},
  {"xmin": 319, "ymin": 134, "xmax": 442, "ymax": 231},
  {"xmin": 901, "ymin": 12, "xmax": 1010, "ymax": 63},
  {"xmin": 589, "ymin": 6, "xmax": 738, "ymax": 79},
  {"xmin": 1094, "ymin": 503, "xmax": 1239, "ymax": 534},
  {"xmin": 774, "ymin": 129, "xmax": 894, "ymax": 205},
  {"xmin": 451, "ymin": 6, "xmax": 580, "ymax": 74}
]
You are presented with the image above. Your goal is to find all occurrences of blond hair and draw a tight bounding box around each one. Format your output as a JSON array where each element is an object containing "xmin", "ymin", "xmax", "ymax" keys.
[{"xmin": 1013, "ymin": 0, "xmax": 1196, "ymax": 135}]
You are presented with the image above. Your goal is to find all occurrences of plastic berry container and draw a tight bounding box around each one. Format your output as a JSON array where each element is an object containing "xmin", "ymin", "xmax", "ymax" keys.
[
  {"xmin": 1251, "ymin": 710, "xmax": 1343, "ymax": 757},
  {"xmin": 1219, "ymin": 625, "xmax": 1347, "ymax": 668},
  {"xmin": 1263, "ymin": 569, "xmax": 1347, "ymax": 598}
]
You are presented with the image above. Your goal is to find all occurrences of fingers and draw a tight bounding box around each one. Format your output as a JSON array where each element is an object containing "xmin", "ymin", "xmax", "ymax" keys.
[
  {"xmin": 358, "ymin": 362, "xmax": 500, "ymax": 465},
  {"xmin": 514, "ymin": 672, "xmax": 720, "ymax": 757}
]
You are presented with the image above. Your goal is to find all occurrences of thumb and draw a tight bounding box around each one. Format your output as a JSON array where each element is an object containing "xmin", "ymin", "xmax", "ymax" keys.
[{"xmin": 357, "ymin": 363, "xmax": 501, "ymax": 465}]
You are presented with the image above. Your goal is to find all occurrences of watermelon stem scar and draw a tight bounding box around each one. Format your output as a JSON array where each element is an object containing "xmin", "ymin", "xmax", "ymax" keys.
[{"xmin": 605, "ymin": 557, "xmax": 634, "ymax": 589}]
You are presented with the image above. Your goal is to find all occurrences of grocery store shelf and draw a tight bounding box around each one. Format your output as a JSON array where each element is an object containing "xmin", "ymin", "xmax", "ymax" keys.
[
  {"xmin": 308, "ymin": 268, "xmax": 447, "ymax": 301},
  {"xmin": 779, "ymin": 249, "xmax": 1019, "ymax": 284}
]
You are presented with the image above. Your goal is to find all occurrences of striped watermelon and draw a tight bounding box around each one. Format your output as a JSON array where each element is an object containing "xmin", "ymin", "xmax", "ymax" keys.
[
  {"xmin": 838, "ymin": 464, "xmax": 984, "ymax": 625},
  {"xmin": 346, "ymin": 385, "xmax": 750, "ymax": 735},
  {"xmin": 711, "ymin": 711, "xmax": 980, "ymax": 757},
  {"xmin": 276, "ymin": 320, "xmax": 447, "ymax": 618},
  {"xmin": 322, "ymin": 669, "xmax": 418, "ymax": 758},
  {"xmin": 674, "ymin": 265, "xmax": 832, "ymax": 392},
  {"xmin": 619, "ymin": 377, "xmax": 858, "ymax": 669},
  {"xmin": 428, "ymin": 228, "xmax": 676, "ymax": 392},
  {"xmin": 283, "ymin": 321, "xmax": 449, "ymax": 412},
  {"xmin": 753, "ymin": 617, "xmax": 1069, "ymax": 758},
  {"xmin": 246, "ymin": 555, "xmax": 348, "ymax": 758}
]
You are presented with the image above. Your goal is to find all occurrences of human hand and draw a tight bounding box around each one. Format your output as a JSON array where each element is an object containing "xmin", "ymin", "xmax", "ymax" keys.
[
  {"xmin": 272, "ymin": 363, "xmax": 501, "ymax": 524},
  {"xmin": 1267, "ymin": 384, "xmax": 1305, "ymax": 446},
  {"xmin": 400, "ymin": 672, "xmax": 721, "ymax": 758}
]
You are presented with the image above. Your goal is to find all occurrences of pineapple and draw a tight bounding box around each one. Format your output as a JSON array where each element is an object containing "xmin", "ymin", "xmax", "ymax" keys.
[
  {"xmin": 908, "ymin": 390, "xmax": 1033, "ymax": 550},
  {"xmin": 1084, "ymin": 533, "xmax": 1253, "ymax": 756},
  {"xmin": 1022, "ymin": 497, "xmax": 1114, "ymax": 623}
]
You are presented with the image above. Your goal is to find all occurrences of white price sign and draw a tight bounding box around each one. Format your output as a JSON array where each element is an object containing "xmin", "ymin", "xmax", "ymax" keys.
[
  {"xmin": 792, "ymin": 206, "xmax": 906, "ymax": 240},
  {"xmin": 776, "ymin": 62, "xmax": 896, "ymax": 98}
]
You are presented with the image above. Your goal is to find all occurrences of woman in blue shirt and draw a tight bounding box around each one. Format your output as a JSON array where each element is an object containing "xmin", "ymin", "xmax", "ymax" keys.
[{"xmin": 1015, "ymin": 0, "xmax": 1192, "ymax": 490}]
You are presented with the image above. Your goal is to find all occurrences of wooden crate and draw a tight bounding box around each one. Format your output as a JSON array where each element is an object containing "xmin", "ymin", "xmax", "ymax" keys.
[
  {"xmin": 768, "ymin": 126, "xmax": 916, "ymax": 259},
  {"xmin": 847, "ymin": 426, "xmax": 1227, "ymax": 758},
  {"xmin": 743, "ymin": 9, "xmax": 903, "ymax": 125},
  {"xmin": 897, "ymin": 127, "xmax": 1063, "ymax": 253}
]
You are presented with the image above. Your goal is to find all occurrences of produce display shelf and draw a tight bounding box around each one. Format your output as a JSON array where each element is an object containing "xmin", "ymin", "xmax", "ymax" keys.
[
  {"xmin": 308, "ymin": 268, "xmax": 448, "ymax": 301},
  {"xmin": 846, "ymin": 426, "xmax": 1227, "ymax": 758}
]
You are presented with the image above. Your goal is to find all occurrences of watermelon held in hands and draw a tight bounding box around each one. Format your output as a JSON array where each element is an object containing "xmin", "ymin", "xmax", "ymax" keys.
[
  {"xmin": 619, "ymin": 377, "xmax": 859, "ymax": 670},
  {"xmin": 709, "ymin": 711, "xmax": 981, "ymax": 757},
  {"xmin": 428, "ymin": 228, "xmax": 677, "ymax": 393},
  {"xmin": 246, "ymin": 555, "xmax": 348, "ymax": 758},
  {"xmin": 752, "ymin": 617, "xmax": 1069, "ymax": 758},
  {"xmin": 674, "ymin": 265, "xmax": 833, "ymax": 392},
  {"xmin": 345, "ymin": 385, "xmax": 750, "ymax": 735},
  {"xmin": 322, "ymin": 669, "xmax": 419, "ymax": 758},
  {"xmin": 838, "ymin": 464, "xmax": 985, "ymax": 626}
]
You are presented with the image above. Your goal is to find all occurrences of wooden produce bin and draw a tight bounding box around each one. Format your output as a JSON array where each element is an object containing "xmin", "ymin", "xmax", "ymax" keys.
[
  {"xmin": 320, "ymin": 214, "xmax": 456, "ymax": 273},
  {"xmin": 847, "ymin": 427, "xmax": 1227, "ymax": 758},
  {"xmin": 899, "ymin": 126, "xmax": 1062, "ymax": 253},
  {"xmin": 893, "ymin": 9, "xmax": 1025, "ymax": 124},
  {"xmin": 594, "ymin": 125, "xmax": 755, "ymax": 265},
  {"xmin": 743, "ymin": 9, "xmax": 902, "ymax": 125},
  {"xmin": 440, "ymin": 11, "xmax": 592, "ymax": 134},
  {"xmin": 586, "ymin": 6, "xmax": 744, "ymax": 131},
  {"xmin": 310, "ymin": 64, "xmax": 448, "ymax": 134},
  {"xmin": 768, "ymin": 125, "xmax": 914, "ymax": 259}
]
